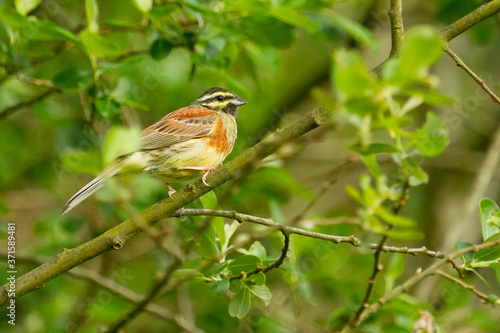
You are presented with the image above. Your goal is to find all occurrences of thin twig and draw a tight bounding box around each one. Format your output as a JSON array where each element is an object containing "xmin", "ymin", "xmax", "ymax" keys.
[
  {"xmin": 0, "ymin": 88, "xmax": 58, "ymax": 119},
  {"xmin": 435, "ymin": 270, "xmax": 500, "ymax": 305},
  {"xmin": 173, "ymin": 209, "xmax": 460, "ymax": 262},
  {"xmin": 444, "ymin": 45, "xmax": 500, "ymax": 105},
  {"xmin": 173, "ymin": 208, "xmax": 360, "ymax": 246},
  {"xmin": 348, "ymin": 180, "xmax": 409, "ymax": 328},
  {"xmin": 229, "ymin": 231, "xmax": 290, "ymax": 280},
  {"xmin": 341, "ymin": 238, "xmax": 500, "ymax": 332},
  {"xmin": 104, "ymin": 259, "xmax": 183, "ymax": 333}
]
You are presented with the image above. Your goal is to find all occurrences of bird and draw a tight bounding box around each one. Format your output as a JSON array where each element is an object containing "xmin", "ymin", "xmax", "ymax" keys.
[{"xmin": 62, "ymin": 87, "xmax": 247, "ymax": 215}]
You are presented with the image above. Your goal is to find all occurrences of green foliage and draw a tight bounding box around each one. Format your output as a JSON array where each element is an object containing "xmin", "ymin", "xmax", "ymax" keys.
[
  {"xmin": 479, "ymin": 198, "xmax": 500, "ymax": 242},
  {"xmin": 1, "ymin": 0, "xmax": 500, "ymax": 332},
  {"xmin": 102, "ymin": 126, "xmax": 141, "ymax": 165}
]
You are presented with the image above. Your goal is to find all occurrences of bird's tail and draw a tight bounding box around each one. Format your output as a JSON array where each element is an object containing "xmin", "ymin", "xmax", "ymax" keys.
[{"xmin": 62, "ymin": 162, "xmax": 122, "ymax": 215}]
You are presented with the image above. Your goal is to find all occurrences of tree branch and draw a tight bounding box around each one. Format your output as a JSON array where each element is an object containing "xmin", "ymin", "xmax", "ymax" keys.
[
  {"xmin": 229, "ymin": 231, "xmax": 290, "ymax": 280},
  {"xmin": 388, "ymin": 0, "xmax": 404, "ymax": 57},
  {"xmin": 435, "ymin": 270, "xmax": 500, "ymax": 306},
  {"xmin": 373, "ymin": 0, "xmax": 500, "ymax": 73},
  {"xmin": 0, "ymin": 107, "xmax": 331, "ymax": 307},
  {"xmin": 341, "ymin": 238, "xmax": 500, "ymax": 332},
  {"xmin": 348, "ymin": 180, "xmax": 409, "ymax": 328},
  {"xmin": 0, "ymin": 254, "xmax": 199, "ymax": 331},
  {"xmin": 172, "ymin": 208, "xmax": 360, "ymax": 246},
  {"xmin": 171, "ymin": 208, "xmax": 464, "ymax": 261},
  {"xmin": 444, "ymin": 45, "xmax": 500, "ymax": 105},
  {"xmin": 440, "ymin": 0, "xmax": 500, "ymax": 42},
  {"xmin": 0, "ymin": 88, "xmax": 58, "ymax": 119}
]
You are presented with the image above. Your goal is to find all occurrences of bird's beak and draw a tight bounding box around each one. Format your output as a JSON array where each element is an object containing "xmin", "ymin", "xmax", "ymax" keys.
[{"xmin": 230, "ymin": 96, "xmax": 247, "ymax": 106}]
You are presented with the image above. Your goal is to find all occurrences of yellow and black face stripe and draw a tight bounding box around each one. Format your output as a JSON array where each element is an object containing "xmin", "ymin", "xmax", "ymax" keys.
[{"xmin": 192, "ymin": 87, "xmax": 247, "ymax": 114}]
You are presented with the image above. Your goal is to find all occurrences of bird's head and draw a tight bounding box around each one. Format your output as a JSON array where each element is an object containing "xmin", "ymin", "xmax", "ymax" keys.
[{"xmin": 192, "ymin": 87, "xmax": 247, "ymax": 116}]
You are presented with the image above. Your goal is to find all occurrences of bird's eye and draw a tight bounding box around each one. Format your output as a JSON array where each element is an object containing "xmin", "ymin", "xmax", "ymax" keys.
[{"xmin": 216, "ymin": 95, "xmax": 224, "ymax": 101}]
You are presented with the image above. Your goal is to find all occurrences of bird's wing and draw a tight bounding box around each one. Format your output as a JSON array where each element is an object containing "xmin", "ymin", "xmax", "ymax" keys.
[{"xmin": 140, "ymin": 106, "xmax": 217, "ymax": 150}]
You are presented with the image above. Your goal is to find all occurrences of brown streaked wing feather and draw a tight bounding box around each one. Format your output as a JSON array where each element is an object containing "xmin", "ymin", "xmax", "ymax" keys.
[{"xmin": 140, "ymin": 107, "xmax": 217, "ymax": 150}]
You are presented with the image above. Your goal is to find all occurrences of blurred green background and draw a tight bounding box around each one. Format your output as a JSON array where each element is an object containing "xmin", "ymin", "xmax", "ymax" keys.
[{"xmin": 1, "ymin": 0, "xmax": 500, "ymax": 332}]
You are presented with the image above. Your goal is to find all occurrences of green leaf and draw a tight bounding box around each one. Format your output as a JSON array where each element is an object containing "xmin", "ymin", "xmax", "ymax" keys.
[
  {"xmin": 348, "ymin": 143, "xmax": 399, "ymax": 155},
  {"xmin": 472, "ymin": 234, "xmax": 500, "ymax": 267},
  {"xmin": 399, "ymin": 26, "xmax": 442, "ymax": 79},
  {"xmin": 401, "ymin": 157, "xmax": 428, "ymax": 186},
  {"xmin": 248, "ymin": 241, "xmax": 267, "ymax": 259},
  {"xmin": 333, "ymin": 49, "xmax": 375, "ymax": 99},
  {"xmin": 80, "ymin": 29, "xmax": 121, "ymax": 58},
  {"xmin": 228, "ymin": 287, "xmax": 251, "ymax": 319},
  {"xmin": 344, "ymin": 98, "xmax": 378, "ymax": 116},
  {"xmin": 385, "ymin": 253, "xmax": 405, "ymax": 293},
  {"xmin": 150, "ymin": 39, "xmax": 172, "ymax": 60},
  {"xmin": 183, "ymin": 0, "xmax": 215, "ymax": 15},
  {"xmin": 132, "ymin": 0, "xmax": 153, "ymax": 13},
  {"xmin": 324, "ymin": 10, "xmax": 378, "ymax": 51},
  {"xmin": 102, "ymin": 126, "xmax": 141, "ymax": 165},
  {"xmin": 208, "ymin": 279, "xmax": 230, "ymax": 295},
  {"xmin": 52, "ymin": 67, "xmax": 94, "ymax": 92},
  {"xmin": 345, "ymin": 185, "xmax": 364, "ymax": 206},
  {"xmin": 456, "ymin": 241, "xmax": 474, "ymax": 263},
  {"xmin": 15, "ymin": 0, "xmax": 41, "ymax": 16},
  {"xmin": 212, "ymin": 216, "xmax": 225, "ymax": 246},
  {"xmin": 487, "ymin": 294, "xmax": 499, "ymax": 306},
  {"xmin": 374, "ymin": 206, "xmax": 416, "ymax": 227},
  {"xmin": 95, "ymin": 97, "xmax": 121, "ymax": 118},
  {"xmin": 61, "ymin": 149, "xmax": 101, "ymax": 175},
  {"xmin": 248, "ymin": 272, "xmax": 266, "ymax": 286},
  {"xmin": 479, "ymin": 198, "xmax": 500, "ymax": 242},
  {"xmin": 195, "ymin": 226, "xmax": 219, "ymax": 258},
  {"xmin": 228, "ymin": 255, "xmax": 262, "ymax": 275},
  {"xmin": 248, "ymin": 284, "xmax": 272, "ymax": 306},
  {"xmin": 0, "ymin": 7, "xmax": 28, "ymax": 29},
  {"xmin": 24, "ymin": 20, "xmax": 82, "ymax": 45},
  {"xmin": 402, "ymin": 89, "xmax": 454, "ymax": 105},
  {"xmin": 360, "ymin": 154, "xmax": 381, "ymax": 178},
  {"xmin": 269, "ymin": 8, "xmax": 319, "ymax": 32},
  {"xmin": 414, "ymin": 112, "xmax": 449, "ymax": 157},
  {"xmin": 238, "ymin": 15, "xmax": 295, "ymax": 48},
  {"xmin": 199, "ymin": 191, "xmax": 217, "ymax": 209},
  {"xmin": 494, "ymin": 263, "xmax": 500, "ymax": 288},
  {"xmin": 85, "ymin": 0, "xmax": 99, "ymax": 32}
]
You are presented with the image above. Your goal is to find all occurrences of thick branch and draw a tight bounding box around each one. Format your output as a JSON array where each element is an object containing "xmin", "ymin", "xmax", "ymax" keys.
[
  {"xmin": 440, "ymin": 0, "xmax": 500, "ymax": 42},
  {"xmin": 0, "ymin": 107, "xmax": 331, "ymax": 307},
  {"xmin": 388, "ymin": 0, "xmax": 404, "ymax": 57}
]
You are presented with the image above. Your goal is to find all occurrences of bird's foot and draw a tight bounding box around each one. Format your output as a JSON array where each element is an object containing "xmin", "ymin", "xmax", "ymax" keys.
[
  {"xmin": 167, "ymin": 183, "xmax": 176, "ymax": 198},
  {"xmin": 181, "ymin": 165, "xmax": 222, "ymax": 186}
]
